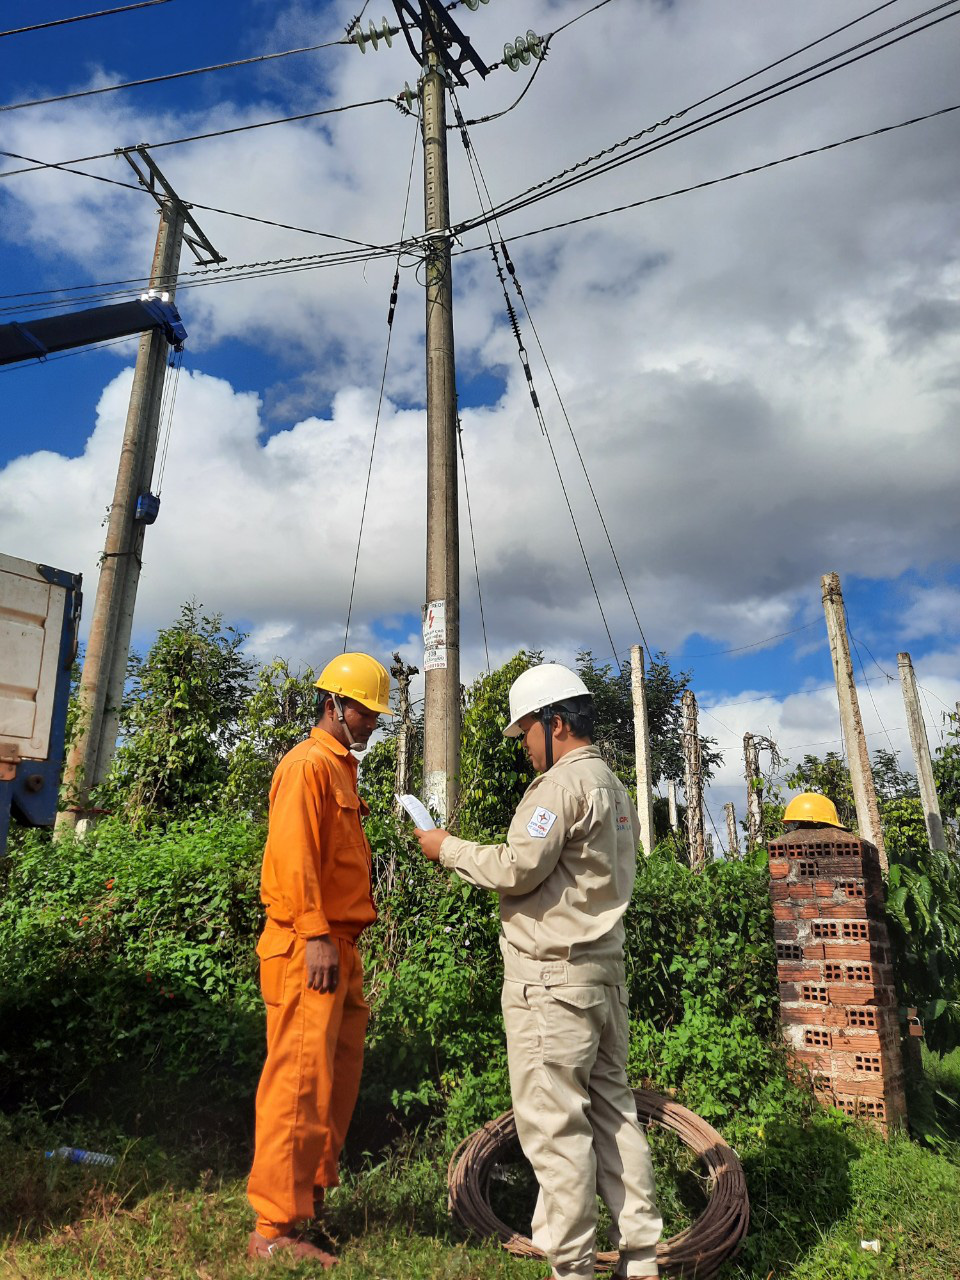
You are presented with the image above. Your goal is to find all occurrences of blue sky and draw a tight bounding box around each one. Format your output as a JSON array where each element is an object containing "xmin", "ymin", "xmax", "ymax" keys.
[{"xmin": 2, "ymin": 0, "xmax": 959, "ymax": 817}]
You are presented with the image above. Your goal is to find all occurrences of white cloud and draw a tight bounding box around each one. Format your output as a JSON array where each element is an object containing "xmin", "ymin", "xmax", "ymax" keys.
[{"xmin": 2, "ymin": 0, "xmax": 958, "ymax": 719}]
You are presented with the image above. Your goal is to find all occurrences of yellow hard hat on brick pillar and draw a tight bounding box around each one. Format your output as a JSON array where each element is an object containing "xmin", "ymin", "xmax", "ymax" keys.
[
  {"xmin": 783, "ymin": 792, "xmax": 843, "ymax": 828},
  {"xmin": 315, "ymin": 653, "xmax": 394, "ymax": 715}
]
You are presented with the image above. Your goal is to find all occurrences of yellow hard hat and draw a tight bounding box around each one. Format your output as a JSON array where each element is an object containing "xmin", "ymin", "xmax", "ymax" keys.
[
  {"xmin": 783, "ymin": 792, "xmax": 843, "ymax": 828},
  {"xmin": 315, "ymin": 653, "xmax": 394, "ymax": 715}
]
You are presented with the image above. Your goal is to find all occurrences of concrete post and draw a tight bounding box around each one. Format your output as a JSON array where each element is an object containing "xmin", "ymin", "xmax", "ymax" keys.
[
  {"xmin": 58, "ymin": 199, "xmax": 184, "ymax": 829},
  {"xmin": 821, "ymin": 573, "xmax": 887, "ymax": 871},
  {"xmin": 682, "ymin": 690, "xmax": 706, "ymax": 870},
  {"xmin": 630, "ymin": 644, "xmax": 655, "ymax": 854},
  {"xmin": 420, "ymin": 33, "xmax": 460, "ymax": 825},
  {"xmin": 668, "ymin": 779, "xmax": 678, "ymax": 833},
  {"xmin": 897, "ymin": 652, "xmax": 946, "ymax": 853},
  {"xmin": 744, "ymin": 731, "xmax": 762, "ymax": 849},
  {"xmin": 725, "ymin": 801, "xmax": 739, "ymax": 858}
]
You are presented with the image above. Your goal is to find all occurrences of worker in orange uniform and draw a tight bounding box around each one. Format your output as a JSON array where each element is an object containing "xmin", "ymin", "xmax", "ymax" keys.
[{"xmin": 246, "ymin": 652, "xmax": 393, "ymax": 1264}]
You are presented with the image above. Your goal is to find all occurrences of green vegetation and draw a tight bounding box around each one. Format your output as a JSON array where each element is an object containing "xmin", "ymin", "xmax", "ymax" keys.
[{"xmin": 2, "ymin": 604, "xmax": 959, "ymax": 1277}]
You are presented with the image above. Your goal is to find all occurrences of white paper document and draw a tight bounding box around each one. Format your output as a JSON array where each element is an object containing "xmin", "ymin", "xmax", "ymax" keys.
[{"xmin": 396, "ymin": 793, "xmax": 436, "ymax": 830}]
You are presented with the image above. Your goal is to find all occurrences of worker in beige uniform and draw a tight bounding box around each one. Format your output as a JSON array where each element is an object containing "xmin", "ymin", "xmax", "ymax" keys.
[{"xmin": 415, "ymin": 664, "xmax": 662, "ymax": 1280}]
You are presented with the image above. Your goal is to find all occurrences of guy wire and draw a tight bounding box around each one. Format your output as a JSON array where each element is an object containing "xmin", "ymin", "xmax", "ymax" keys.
[
  {"xmin": 343, "ymin": 109, "xmax": 420, "ymax": 652},
  {"xmin": 452, "ymin": 92, "xmax": 654, "ymax": 664},
  {"xmin": 156, "ymin": 346, "xmax": 184, "ymax": 495},
  {"xmin": 450, "ymin": 92, "xmax": 622, "ymax": 671},
  {"xmin": 456, "ymin": 412, "xmax": 491, "ymax": 675}
]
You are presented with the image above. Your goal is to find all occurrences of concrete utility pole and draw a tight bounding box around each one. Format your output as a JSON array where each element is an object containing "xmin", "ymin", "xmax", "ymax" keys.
[
  {"xmin": 744, "ymin": 731, "xmax": 763, "ymax": 848},
  {"xmin": 391, "ymin": 652, "xmax": 419, "ymax": 817},
  {"xmin": 821, "ymin": 572, "xmax": 887, "ymax": 870},
  {"xmin": 668, "ymin": 780, "xmax": 679, "ymax": 834},
  {"xmin": 682, "ymin": 690, "xmax": 706, "ymax": 871},
  {"xmin": 59, "ymin": 151, "xmax": 222, "ymax": 832},
  {"xmin": 897, "ymin": 652, "xmax": 947, "ymax": 853},
  {"xmin": 420, "ymin": 24, "xmax": 460, "ymax": 825},
  {"xmin": 630, "ymin": 644, "xmax": 656, "ymax": 854},
  {"xmin": 725, "ymin": 801, "xmax": 739, "ymax": 858}
]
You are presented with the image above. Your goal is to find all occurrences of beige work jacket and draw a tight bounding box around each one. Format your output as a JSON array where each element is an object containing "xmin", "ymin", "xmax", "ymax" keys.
[{"xmin": 439, "ymin": 745, "xmax": 640, "ymax": 985}]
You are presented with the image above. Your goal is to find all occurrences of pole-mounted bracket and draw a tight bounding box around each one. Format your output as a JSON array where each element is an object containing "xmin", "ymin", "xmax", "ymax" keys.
[
  {"xmin": 392, "ymin": 0, "xmax": 488, "ymax": 84},
  {"xmin": 117, "ymin": 145, "xmax": 227, "ymax": 267}
]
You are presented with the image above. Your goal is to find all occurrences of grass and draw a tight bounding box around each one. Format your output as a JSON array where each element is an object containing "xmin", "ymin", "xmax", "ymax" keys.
[{"xmin": 2, "ymin": 1065, "xmax": 960, "ymax": 1280}]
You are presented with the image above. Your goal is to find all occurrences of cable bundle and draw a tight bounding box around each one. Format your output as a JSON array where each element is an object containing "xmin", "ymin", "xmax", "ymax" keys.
[{"xmin": 447, "ymin": 1090, "xmax": 750, "ymax": 1278}]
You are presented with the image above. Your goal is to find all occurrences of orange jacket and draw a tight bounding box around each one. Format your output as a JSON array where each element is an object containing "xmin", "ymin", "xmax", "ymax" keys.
[{"xmin": 258, "ymin": 728, "xmax": 376, "ymax": 942}]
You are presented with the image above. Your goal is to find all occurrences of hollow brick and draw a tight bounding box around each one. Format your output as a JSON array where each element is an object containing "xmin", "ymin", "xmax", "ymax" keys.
[
  {"xmin": 780, "ymin": 1006, "xmax": 848, "ymax": 1028},
  {"xmin": 777, "ymin": 964, "xmax": 824, "ymax": 983},
  {"xmin": 769, "ymin": 859, "xmax": 790, "ymax": 879},
  {"xmin": 830, "ymin": 1075, "xmax": 885, "ymax": 1097}
]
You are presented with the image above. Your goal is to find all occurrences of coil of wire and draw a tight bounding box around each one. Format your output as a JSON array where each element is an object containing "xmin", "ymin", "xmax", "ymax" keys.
[{"xmin": 447, "ymin": 1089, "xmax": 749, "ymax": 1278}]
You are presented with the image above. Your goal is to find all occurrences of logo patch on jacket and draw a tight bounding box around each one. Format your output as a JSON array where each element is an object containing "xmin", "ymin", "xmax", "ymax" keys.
[
  {"xmin": 527, "ymin": 807, "xmax": 558, "ymax": 839},
  {"xmin": 617, "ymin": 813, "xmax": 631, "ymax": 829}
]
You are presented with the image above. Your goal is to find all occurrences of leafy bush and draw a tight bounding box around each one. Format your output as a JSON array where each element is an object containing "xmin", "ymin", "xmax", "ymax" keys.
[{"xmin": 0, "ymin": 815, "xmax": 265, "ymax": 1111}]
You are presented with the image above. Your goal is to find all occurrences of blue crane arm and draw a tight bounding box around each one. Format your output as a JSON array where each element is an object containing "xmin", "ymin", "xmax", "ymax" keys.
[{"xmin": 0, "ymin": 297, "xmax": 187, "ymax": 366}]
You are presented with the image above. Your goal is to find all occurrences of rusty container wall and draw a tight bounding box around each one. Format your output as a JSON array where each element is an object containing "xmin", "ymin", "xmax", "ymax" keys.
[{"xmin": 768, "ymin": 826, "xmax": 907, "ymax": 1132}]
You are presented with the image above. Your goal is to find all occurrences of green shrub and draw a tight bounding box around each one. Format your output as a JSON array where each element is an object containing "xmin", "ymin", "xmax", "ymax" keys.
[{"xmin": 0, "ymin": 815, "xmax": 265, "ymax": 1110}]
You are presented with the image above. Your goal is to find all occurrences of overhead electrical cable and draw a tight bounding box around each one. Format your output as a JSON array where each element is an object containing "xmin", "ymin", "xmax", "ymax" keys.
[
  {"xmin": 448, "ymin": 96, "xmax": 622, "ymax": 670},
  {"xmin": 0, "ymin": 1, "xmax": 173, "ymax": 39},
  {"xmin": 455, "ymin": 102, "xmax": 960, "ymax": 251},
  {"xmin": 0, "ymin": 96, "xmax": 394, "ymax": 179},
  {"xmin": 0, "ymin": 147, "xmax": 393, "ymax": 255},
  {"xmin": 4, "ymin": 101, "xmax": 952, "ymax": 320},
  {"xmin": 453, "ymin": 1, "xmax": 960, "ymax": 234},
  {"xmin": 681, "ymin": 620, "xmax": 821, "ymax": 658},
  {"xmin": 1, "ymin": 35, "xmax": 350, "ymax": 111},
  {"xmin": 847, "ymin": 618, "xmax": 900, "ymax": 758},
  {"xmin": 456, "ymin": 413, "xmax": 492, "ymax": 676},
  {"xmin": 0, "ymin": 244, "xmax": 398, "ymax": 318},
  {"xmin": 343, "ymin": 112, "xmax": 420, "ymax": 652},
  {"xmin": 485, "ymin": 0, "xmax": 907, "ymax": 191},
  {"xmin": 155, "ymin": 347, "xmax": 184, "ymax": 495},
  {"xmin": 451, "ymin": 89, "xmax": 655, "ymax": 663}
]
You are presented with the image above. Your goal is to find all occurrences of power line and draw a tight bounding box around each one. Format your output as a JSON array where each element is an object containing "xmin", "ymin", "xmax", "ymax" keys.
[
  {"xmin": 457, "ymin": 415, "xmax": 491, "ymax": 675},
  {"xmin": 452, "ymin": 90, "xmax": 654, "ymax": 663},
  {"xmin": 0, "ymin": 0, "xmax": 173, "ymax": 39},
  {"xmin": 453, "ymin": 2, "xmax": 960, "ymax": 235},
  {"xmin": 5, "ymin": 101, "xmax": 952, "ymax": 322},
  {"xmin": 0, "ymin": 146, "xmax": 395, "ymax": 264},
  {"xmin": 486, "ymin": 0, "xmax": 909, "ymax": 208},
  {"xmin": 1, "ymin": 35, "xmax": 350, "ymax": 113},
  {"xmin": 343, "ymin": 110, "xmax": 420, "ymax": 652},
  {"xmin": 449, "ymin": 94, "xmax": 623, "ymax": 671},
  {"xmin": 682, "ymin": 619, "xmax": 821, "ymax": 658},
  {"xmin": 467, "ymin": 102, "xmax": 960, "ymax": 250},
  {"xmin": 0, "ymin": 96, "xmax": 395, "ymax": 179}
]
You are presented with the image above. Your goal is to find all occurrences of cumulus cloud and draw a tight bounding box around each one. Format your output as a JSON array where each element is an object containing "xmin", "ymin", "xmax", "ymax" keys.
[{"xmin": 2, "ymin": 0, "xmax": 959, "ymax": 780}]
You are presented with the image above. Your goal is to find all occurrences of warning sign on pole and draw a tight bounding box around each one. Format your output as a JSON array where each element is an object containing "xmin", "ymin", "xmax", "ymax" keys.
[{"xmin": 422, "ymin": 599, "xmax": 447, "ymax": 671}]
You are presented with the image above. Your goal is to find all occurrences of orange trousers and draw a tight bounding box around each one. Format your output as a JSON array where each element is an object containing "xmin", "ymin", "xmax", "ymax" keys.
[{"xmin": 247, "ymin": 931, "xmax": 369, "ymax": 1236}]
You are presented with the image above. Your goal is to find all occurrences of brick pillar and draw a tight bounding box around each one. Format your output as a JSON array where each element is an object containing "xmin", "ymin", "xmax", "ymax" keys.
[{"xmin": 769, "ymin": 826, "xmax": 907, "ymax": 1132}]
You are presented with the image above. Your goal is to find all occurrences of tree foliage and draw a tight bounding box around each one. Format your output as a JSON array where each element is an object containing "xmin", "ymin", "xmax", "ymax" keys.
[
  {"xmin": 98, "ymin": 602, "xmax": 255, "ymax": 825},
  {"xmin": 224, "ymin": 658, "xmax": 318, "ymax": 817},
  {"xmin": 577, "ymin": 649, "xmax": 723, "ymax": 790}
]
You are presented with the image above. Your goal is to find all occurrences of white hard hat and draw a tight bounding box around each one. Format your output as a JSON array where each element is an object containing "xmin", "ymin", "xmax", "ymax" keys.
[{"xmin": 504, "ymin": 663, "xmax": 591, "ymax": 737}]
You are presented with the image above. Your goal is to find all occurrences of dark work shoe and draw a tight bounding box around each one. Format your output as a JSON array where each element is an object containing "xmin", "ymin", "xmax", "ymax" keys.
[{"xmin": 247, "ymin": 1230, "xmax": 338, "ymax": 1266}]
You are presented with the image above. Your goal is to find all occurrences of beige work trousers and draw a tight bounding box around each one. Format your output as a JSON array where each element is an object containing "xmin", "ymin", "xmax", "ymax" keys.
[{"xmin": 502, "ymin": 980, "xmax": 662, "ymax": 1280}]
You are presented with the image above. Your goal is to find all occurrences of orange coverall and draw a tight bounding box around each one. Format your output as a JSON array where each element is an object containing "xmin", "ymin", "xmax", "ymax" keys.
[{"xmin": 247, "ymin": 728, "xmax": 377, "ymax": 1237}]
